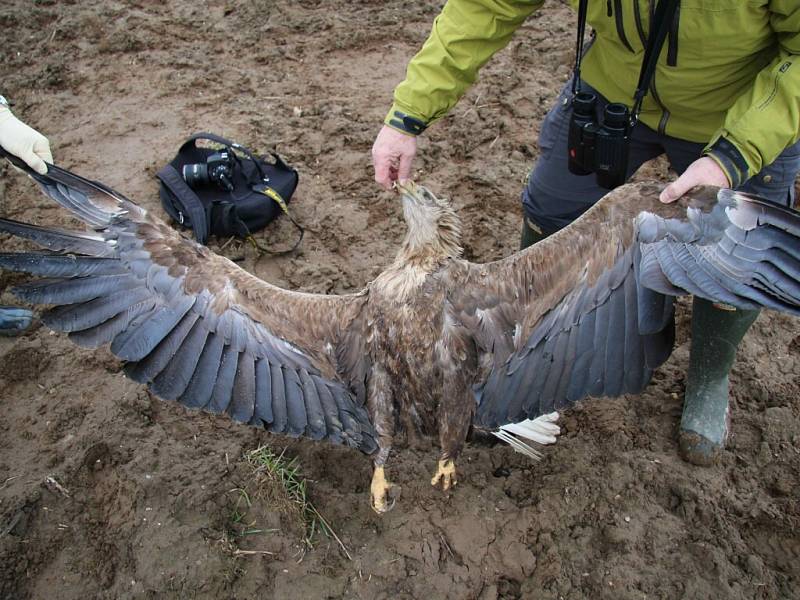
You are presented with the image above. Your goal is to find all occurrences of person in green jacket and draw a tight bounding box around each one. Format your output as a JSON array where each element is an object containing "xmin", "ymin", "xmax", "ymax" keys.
[{"xmin": 372, "ymin": 0, "xmax": 800, "ymax": 466}]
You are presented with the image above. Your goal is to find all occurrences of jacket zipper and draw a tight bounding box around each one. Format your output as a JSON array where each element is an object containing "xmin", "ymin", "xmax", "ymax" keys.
[
  {"xmin": 651, "ymin": 85, "xmax": 670, "ymax": 134},
  {"xmin": 610, "ymin": 0, "xmax": 634, "ymax": 53},
  {"xmin": 634, "ymin": 0, "xmax": 671, "ymax": 134}
]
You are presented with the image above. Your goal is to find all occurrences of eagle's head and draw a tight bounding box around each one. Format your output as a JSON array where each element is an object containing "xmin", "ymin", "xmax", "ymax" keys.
[{"xmin": 396, "ymin": 181, "xmax": 462, "ymax": 261}]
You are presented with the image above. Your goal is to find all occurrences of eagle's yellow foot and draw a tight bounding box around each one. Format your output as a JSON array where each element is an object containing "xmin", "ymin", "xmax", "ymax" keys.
[
  {"xmin": 370, "ymin": 466, "xmax": 397, "ymax": 514},
  {"xmin": 430, "ymin": 458, "xmax": 457, "ymax": 491}
]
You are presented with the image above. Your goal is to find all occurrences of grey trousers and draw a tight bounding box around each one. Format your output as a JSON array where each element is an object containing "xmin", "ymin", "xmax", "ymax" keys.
[{"xmin": 522, "ymin": 80, "xmax": 800, "ymax": 234}]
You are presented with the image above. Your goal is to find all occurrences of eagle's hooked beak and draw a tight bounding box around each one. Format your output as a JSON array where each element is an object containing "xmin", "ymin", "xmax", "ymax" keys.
[
  {"xmin": 396, "ymin": 180, "xmax": 420, "ymax": 210},
  {"xmin": 395, "ymin": 180, "xmax": 418, "ymax": 198},
  {"xmin": 396, "ymin": 180, "xmax": 437, "ymax": 208}
]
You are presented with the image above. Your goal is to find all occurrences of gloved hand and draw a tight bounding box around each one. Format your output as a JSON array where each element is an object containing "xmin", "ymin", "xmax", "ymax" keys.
[
  {"xmin": 0, "ymin": 107, "xmax": 52, "ymax": 175},
  {"xmin": 372, "ymin": 124, "xmax": 418, "ymax": 190}
]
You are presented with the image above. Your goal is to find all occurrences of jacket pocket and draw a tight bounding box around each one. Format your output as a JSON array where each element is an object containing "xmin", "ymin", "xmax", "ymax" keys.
[{"xmin": 537, "ymin": 84, "xmax": 573, "ymax": 160}]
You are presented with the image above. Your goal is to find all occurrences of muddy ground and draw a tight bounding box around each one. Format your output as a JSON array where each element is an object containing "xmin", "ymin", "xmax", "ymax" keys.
[{"xmin": 1, "ymin": 1, "xmax": 799, "ymax": 599}]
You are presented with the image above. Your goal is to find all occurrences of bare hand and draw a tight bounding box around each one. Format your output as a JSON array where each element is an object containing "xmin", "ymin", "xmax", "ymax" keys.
[
  {"xmin": 659, "ymin": 156, "xmax": 730, "ymax": 203},
  {"xmin": 372, "ymin": 125, "xmax": 417, "ymax": 190}
]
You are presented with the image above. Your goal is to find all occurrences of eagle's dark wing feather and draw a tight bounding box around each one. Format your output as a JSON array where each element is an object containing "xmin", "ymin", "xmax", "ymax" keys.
[
  {"xmin": 447, "ymin": 183, "xmax": 800, "ymax": 428},
  {"xmin": 0, "ymin": 150, "xmax": 376, "ymax": 453}
]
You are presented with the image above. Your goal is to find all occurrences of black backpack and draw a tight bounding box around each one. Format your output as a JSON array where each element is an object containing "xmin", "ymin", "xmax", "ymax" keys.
[{"xmin": 157, "ymin": 132, "xmax": 301, "ymax": 250}]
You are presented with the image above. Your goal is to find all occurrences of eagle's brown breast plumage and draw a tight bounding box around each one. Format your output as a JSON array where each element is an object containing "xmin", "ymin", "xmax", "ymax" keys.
[{"xmin": 2, "ymin": 149, "xmax": 800, "ymax": 512}]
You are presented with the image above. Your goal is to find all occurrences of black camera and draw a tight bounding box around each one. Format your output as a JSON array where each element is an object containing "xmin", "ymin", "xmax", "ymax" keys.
[
  {"xmin": 182, "ymin": 148, "xmax": 235, "ymax": 192},
  {"xmin": 567, "ymin": 92, "xmax": 631, "ymax": 190}
]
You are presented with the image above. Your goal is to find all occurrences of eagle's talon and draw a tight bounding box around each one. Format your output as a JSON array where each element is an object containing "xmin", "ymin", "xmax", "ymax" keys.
[
  {"xmin": 431, "ymin": 458, "xmax": 457, "ymax": 491},
  {"xmin": 370, "ymin": 465, "xmax": 398, "ymax": 514}
]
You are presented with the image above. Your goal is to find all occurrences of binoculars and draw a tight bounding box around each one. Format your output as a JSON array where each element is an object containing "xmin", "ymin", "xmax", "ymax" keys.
[{"xmin": 567, "ymin": 92, "xmax": 631, "ymax": 190}]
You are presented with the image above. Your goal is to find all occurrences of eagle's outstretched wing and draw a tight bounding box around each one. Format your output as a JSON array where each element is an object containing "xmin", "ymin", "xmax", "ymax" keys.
[
  {"xmin": 446, "ymin": 182, "xmax": 800, "ymax": 428},
  {"xmin": 0, "ymin": 149, "xmax": 377, "ymax": 453}
]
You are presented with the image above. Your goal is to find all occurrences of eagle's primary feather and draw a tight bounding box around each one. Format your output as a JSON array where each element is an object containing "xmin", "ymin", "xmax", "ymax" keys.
[{"xmin": 2, "ymin": 147, "xmax": 800, "ymax": 511}]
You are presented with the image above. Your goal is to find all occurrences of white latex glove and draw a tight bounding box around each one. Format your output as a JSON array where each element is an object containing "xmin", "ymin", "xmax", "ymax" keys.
[{"xmin": 0, "ymin": 107, "xmax": 53, "ymax": 174}]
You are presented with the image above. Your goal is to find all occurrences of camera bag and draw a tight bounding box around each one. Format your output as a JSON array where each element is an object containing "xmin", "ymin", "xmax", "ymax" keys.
[{"xmin": 156, "ymin": 132, "xmax": 301, "ymax": 250}]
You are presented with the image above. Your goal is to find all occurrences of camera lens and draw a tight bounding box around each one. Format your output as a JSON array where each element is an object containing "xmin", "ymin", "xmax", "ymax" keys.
[
  {"xmin": 182, "ymin": 163, "xmax": 210, "ymax": 189},
  {"xmin": 603, "ymin": 103, "xmax": 629, "ymax": 130},
  {"xmin": 573, "ymin": 92, "xmax": 596, "ymax": 117}
]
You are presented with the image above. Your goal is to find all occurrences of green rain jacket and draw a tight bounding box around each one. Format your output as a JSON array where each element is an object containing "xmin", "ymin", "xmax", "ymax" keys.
[{"xmin": 384, "ymin": 0, "xmax": 800, "ymax": 187}]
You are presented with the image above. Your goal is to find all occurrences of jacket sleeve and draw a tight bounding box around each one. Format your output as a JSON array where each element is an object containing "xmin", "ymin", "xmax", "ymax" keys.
[
  {"xmin": 705, "ymin": 1, "xmax": 800, "ymax": 187},
  {"xmin": 385, "ymin": 0, "xmax": 545, "ymax": 135}
]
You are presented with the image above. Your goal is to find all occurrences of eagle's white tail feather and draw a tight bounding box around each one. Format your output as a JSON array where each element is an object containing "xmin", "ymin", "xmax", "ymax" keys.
[
  {"xmin": 501, "ymin": 412, "xmax": 560, "ymax": 444},
  {"xmin": 492, "ymin": 429, "xmax": 544, "ymax": 460},
  {"xmin": 492, "ymin": 412, "xmax": 561, "ymax": 460}
]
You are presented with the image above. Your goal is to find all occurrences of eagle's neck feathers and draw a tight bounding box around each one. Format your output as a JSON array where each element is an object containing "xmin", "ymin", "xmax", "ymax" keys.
[
  {"xmin": 398, "ymin": 201, "xmax": 463, "ymax": 266},
  {"xmin": 373, "ymin": 202, "xmax": 462, "ymax": 302}
]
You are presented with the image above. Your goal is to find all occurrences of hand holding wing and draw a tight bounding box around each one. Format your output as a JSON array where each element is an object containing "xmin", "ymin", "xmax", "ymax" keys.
[{"xmin": 445, "ymin": 183, "xmax": 800, "ymax": 428}]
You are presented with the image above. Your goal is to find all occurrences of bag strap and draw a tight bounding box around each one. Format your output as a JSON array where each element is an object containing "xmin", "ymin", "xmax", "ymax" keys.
[
  {"xmin": 179, "ymin": 131, "xmax": 238, "ymax": 153},
  {"xmin": 156, "ymin": 163, "xmax": 210, "ymax": 244},
  {"xmin": 248, "ymin": 183, "xmax": 305, "ymax": 255}
]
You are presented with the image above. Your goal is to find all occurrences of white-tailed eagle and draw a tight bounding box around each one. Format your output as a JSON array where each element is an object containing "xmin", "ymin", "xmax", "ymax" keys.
[{"xmin": 1, "ymin": 147, "xmax": 799, "ymax": 513}]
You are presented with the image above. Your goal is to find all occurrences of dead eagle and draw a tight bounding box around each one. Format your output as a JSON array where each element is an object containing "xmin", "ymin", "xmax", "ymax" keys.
[{"xmin": 2, "ymin": 148, "xmax": 800, "ymax": 513}]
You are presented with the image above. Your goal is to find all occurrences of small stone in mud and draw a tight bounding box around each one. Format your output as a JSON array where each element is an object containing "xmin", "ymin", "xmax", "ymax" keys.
[
  {"xmin": 769, "ymin": 473, "xmax": 792, "ymax": 496},
  {"xmin": 601, "ymin": 525, "xmax": 630, "ymax": 548},
  {"xmin": 493, "ymin": 466, "xmax": 511, "ymax": 478},
  {"xmin": 743, "ymin": 554, "xmax": 763, "ymax": 577},
  {"xmin": 496, "ymin": 577, "xmax": 521, "ymax": 599}
]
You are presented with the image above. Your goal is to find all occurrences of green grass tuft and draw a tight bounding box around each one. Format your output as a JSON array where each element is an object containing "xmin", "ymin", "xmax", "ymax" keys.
[{"xmin": 245, "ymin": 445, "xmax": 351, "ymax": 559}]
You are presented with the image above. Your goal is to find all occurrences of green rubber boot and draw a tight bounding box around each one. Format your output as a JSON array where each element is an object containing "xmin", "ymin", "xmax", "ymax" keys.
[
  {"xmin": 678, "ymin": 297, "xmax": 759, "ymax": 466},
  {"xmin": 520, "ymin": 217, "xmax": 550, "ymax": 250}
]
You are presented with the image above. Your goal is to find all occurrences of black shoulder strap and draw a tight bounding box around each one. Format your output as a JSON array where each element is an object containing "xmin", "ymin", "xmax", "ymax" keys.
[
  {"xmin": 572, "ymin": 0, "xmax": 680, "ymax": 123},
  {"xmin": 630, "ymin": 0, "xmax": 680, "ymax": 120},
  {"xmin": 155, "ymin": 163, "xmax": 210, "ymax": 244},
  {"xmin": 571, "ymin": 0, "xmax": 591, "ymax": 96}
]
